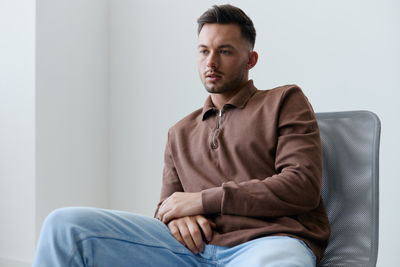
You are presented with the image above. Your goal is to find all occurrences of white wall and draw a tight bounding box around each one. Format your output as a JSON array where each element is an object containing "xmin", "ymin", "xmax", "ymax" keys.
[
  {"xmin": 36, "ymin": 0, "xmax": 110, "ymax": 238},
  {"xmin": 1, "ymin": 0, "xmax": 110, "ymax": 265},
  {"xmin": 0, "ymin": 0, "xmax": 36, "ymax": 265},
  {"xmin": 109, "ymin": 0, "xmax": 399, "ymax": 266},
  {"xmin": 109, "ymin": 0, "xmax": 207, "ymax": 215}
]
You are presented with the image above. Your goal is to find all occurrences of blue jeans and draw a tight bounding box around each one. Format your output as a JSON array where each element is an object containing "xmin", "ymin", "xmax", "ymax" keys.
[{"xmin": 33, "ymin": 207, "xmax": 316, "ymax": 267}]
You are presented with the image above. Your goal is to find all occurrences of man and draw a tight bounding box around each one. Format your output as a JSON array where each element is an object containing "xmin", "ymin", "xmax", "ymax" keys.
[{"xmin": 33, "ymin": 4, "xmax": 330, "ymax": 266}]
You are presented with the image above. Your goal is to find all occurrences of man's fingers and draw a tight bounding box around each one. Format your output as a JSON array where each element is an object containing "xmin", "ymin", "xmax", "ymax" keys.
[
  {"xmin": 177, "ymin": 221, "xmax": 198, "ymax": 254},
  {"xmin": 185, "ymin": 217, "xmax": 204, "ymax": 253},
  {"xmin": 168, "ymin": 222, "xmax": 184, "ymax": 245},
  {"xmin": 167, "ymin": 215, "xmax": 214, "ymax": 254},
  {"xmin": 158, "ymin": 197, "xmax": 177, "ymax": 223},
  {"xmin": 157, "ymin": 197, "xmax": 170, "ymax": 220},
  {"xmin": 157, "ymin": 192, "xmax": 203, "ymax": 222},
  {"xmin": 195, "ymin": 216, "xmax": 213, "ymax": 242},
  {"xmin": 162, "ymin": 210, "xmax": 175, "ymax": 223}
]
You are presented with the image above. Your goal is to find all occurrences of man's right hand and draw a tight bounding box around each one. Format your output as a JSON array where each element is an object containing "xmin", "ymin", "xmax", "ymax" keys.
[{"xmin": 167, "ymin": 215, "xmax": 216, "ymax": 254}]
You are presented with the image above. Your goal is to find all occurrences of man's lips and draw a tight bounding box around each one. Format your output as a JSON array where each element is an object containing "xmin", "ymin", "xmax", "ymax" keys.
[{"xmin": 205, "ymin": 72, "xmax": 222, "ymax": 82}]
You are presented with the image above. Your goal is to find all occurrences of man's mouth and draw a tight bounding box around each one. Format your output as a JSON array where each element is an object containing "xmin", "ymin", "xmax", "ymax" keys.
[{"xmin": 206, "ymin": 72, "xmax": 222, "ymax": 82}]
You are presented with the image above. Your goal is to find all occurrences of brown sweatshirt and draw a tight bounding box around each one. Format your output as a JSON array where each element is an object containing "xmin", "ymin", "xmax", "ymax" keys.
[{"xmin": 155, "ymin": 80, "xmax": 330, "ymax": 263}]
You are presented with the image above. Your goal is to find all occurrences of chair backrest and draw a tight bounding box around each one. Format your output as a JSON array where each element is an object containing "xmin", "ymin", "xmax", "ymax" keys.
[{"xmin": 316, "ymin": 111, "xmax": 380, "ymax": 267}]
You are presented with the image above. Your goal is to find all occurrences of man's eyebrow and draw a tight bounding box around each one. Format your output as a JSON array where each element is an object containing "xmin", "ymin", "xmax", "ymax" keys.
[
  {"xmin": 218, "ymin": 44, "xmax": 235, "ymax": 49},
  {"xmin": 197, "ymin": 44, "xmax": 235, "ymax": 49}
]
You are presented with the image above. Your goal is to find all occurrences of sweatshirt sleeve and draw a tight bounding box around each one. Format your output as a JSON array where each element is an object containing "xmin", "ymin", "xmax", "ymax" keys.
[
  {"xmin": 154, "ymin": 131, "xmax": 184, "ymax": 218},
  {"xmin": 202, "ymin": 86, "xmax": 323, "ymax": 217}
]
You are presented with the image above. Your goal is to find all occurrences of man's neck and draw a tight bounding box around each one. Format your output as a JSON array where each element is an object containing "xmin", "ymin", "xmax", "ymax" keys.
[
  {"xmin": 210, "ymin": 94, "xmax": 232, "ymax": 110},
  {"xmin": 210, "ymin": 81, "xmax": 248, "ymax": 109}
]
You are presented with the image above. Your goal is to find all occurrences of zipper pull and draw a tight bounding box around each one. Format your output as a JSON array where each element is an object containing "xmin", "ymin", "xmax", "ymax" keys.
[
  {"xmin": 212, "ymin": 109, "xmax": 223, "ymax": 149},
  {"xmin": 218, "ymin": 109, "xmax": 223, "ymax": 128}
]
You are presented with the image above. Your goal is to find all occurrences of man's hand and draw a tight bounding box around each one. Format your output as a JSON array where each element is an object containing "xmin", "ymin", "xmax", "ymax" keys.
[
  {"xmin": 157, "ymin": 192, "xmax": 203, "ymax": 223},
  {"xmin": 168, "ymin": 215, "xmax": 216, "ymax": 254}
]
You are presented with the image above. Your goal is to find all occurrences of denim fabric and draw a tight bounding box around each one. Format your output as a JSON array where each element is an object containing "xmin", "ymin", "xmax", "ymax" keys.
[{"xmin": 33, "ymin": 207, "xmax": 316, "ymax": 267}]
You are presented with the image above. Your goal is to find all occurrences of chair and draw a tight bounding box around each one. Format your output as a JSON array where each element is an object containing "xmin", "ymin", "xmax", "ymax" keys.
[{"xmin": 316, "ymin": 111, "xmax": 380, "ymax": 267}]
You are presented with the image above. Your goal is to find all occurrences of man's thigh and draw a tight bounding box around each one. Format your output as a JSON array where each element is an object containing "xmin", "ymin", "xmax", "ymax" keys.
[
  {"xmin": 33, "ymin": 207, "xmax": 207, "ymax": 267},
  {"xmin": 218, "ymin": 236, "xmax": 316, "ymax": 267}
]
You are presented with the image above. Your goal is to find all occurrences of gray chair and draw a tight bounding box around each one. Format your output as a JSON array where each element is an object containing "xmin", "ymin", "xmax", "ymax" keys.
[{"xmin": 316, "ymin": 111, "xmax": 380, "ymax": 267}]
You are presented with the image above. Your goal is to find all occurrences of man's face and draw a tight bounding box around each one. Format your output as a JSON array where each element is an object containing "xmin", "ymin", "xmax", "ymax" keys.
[{"xmin": 197, "ymin": 24, "xmax": 251, "ymax": 94}]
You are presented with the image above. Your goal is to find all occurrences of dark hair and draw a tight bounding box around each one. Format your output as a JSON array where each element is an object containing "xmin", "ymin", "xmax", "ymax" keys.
[{"xmin": 197, "ymin": 4, "xmax": 256, "ymax": 49}]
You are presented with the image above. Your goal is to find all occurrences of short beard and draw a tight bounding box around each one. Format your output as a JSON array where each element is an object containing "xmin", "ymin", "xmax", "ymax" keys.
[{"xmin": 202, "ymin": 61, "xmax": 248, "ymax": 94}]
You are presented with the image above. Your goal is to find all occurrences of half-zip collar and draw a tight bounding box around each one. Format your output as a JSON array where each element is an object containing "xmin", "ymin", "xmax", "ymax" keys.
[{"xmin": 201, "ymin": 80, "xmax": 257, "ymax": 121}]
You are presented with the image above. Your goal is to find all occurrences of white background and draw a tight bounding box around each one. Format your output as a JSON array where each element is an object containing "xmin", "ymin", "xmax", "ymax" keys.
[
  {"xmin": 0, "ymin": 0, "xmax": 398, "ymax": 265},
  {"xmin": 0, "ymin": 1, "xmax": 35, "ymax": 265}
]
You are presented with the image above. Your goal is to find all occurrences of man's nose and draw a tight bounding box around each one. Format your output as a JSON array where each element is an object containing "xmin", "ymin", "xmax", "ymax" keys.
[{"xmin": 206, "ymin": 51, "xmax": 219, "ymax": 69}]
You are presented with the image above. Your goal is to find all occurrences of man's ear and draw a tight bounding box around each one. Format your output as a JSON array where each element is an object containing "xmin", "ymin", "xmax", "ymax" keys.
[{"xmin": 247, "ymin": 51, "xmax": 258, "ymax": 70}]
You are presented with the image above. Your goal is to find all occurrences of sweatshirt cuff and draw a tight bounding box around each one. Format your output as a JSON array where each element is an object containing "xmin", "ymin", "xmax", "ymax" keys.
[{"xmin": 201, "ymin": 187, "xmax": 223, "ymax": 214}]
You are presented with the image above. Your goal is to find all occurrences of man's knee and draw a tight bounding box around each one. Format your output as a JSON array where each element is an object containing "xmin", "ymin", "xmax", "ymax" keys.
[{"xmin": 41, "ymin": 207, "xmax": 99, "ymax": 237}]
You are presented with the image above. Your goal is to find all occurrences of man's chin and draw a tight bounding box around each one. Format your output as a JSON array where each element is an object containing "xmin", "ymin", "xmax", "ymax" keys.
[
  {"xmin": 205, "ymin": 84, "xmax": 227, "ymax": 94},
  {"xmin": 206, "ymin": 87, "xmax": 220, "ymax": 94}
]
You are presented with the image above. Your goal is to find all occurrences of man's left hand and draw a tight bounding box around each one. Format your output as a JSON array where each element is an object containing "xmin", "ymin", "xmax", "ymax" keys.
[{"xmin": 157, "ymin": 192, "xmax": 203, "ymax": 223}]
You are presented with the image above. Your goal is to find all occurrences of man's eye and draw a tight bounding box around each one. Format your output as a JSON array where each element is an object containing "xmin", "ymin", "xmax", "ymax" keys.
[
  {"xmin": 200, "ymin": 50, "xmax": 208, "ymax": 55},
  {"xmin": 220, "ymin": 50, "xmax": 231, "ymax": 55}
]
